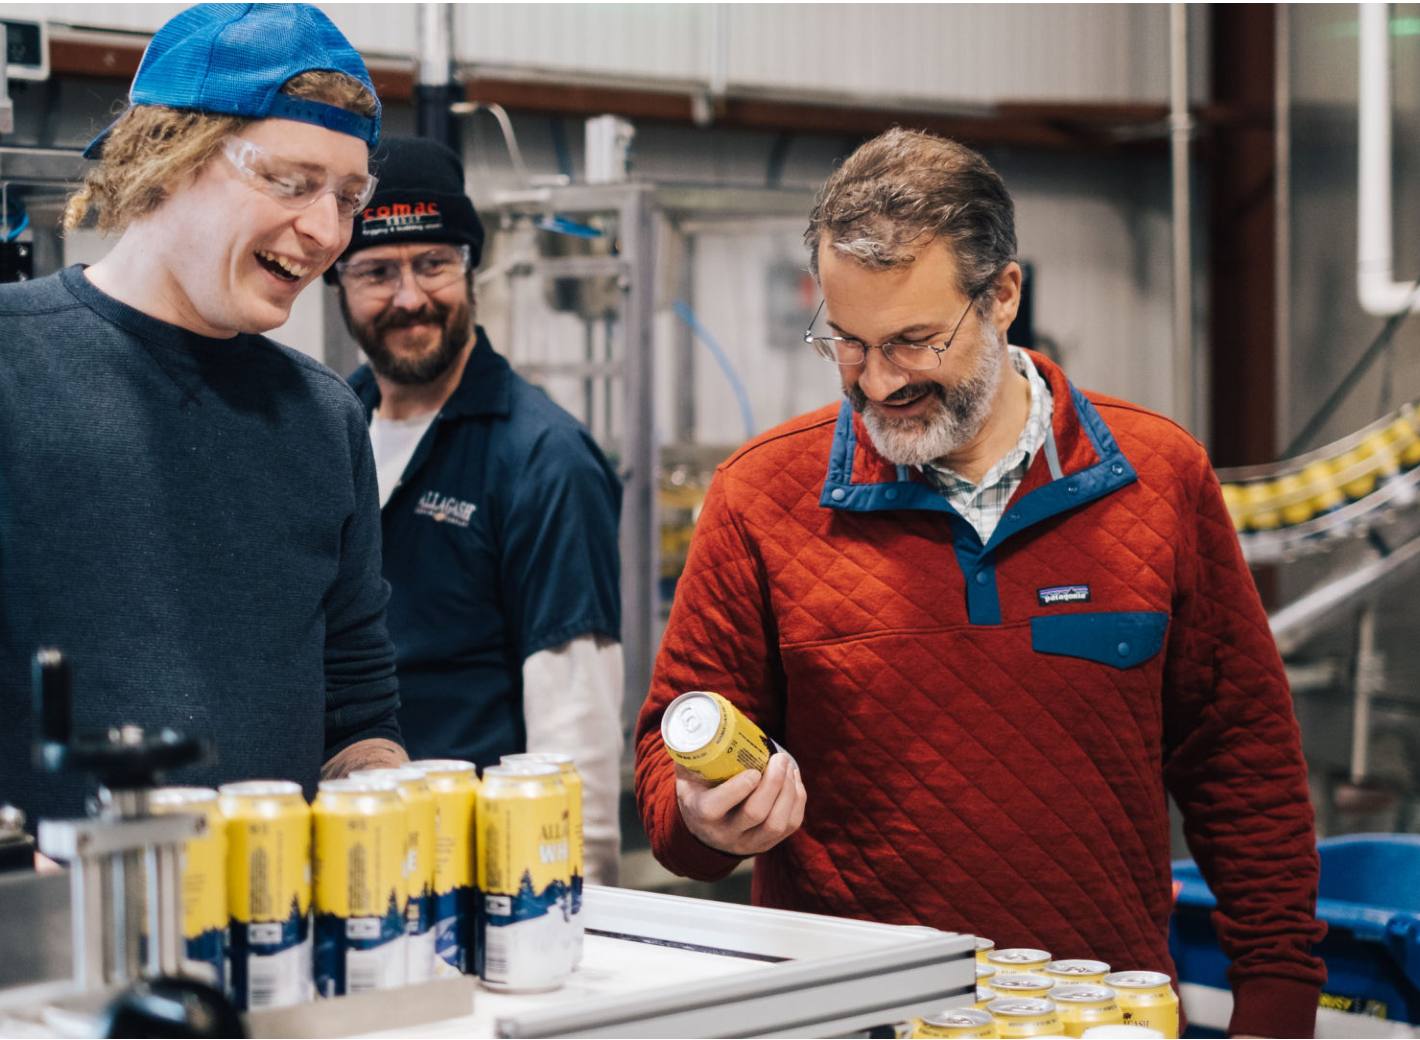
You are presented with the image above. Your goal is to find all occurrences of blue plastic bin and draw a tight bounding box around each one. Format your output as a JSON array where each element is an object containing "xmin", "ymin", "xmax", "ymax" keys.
[{"xmin": 1170, "ymin": 834, "xmax": 1420, "ymax": 1023}]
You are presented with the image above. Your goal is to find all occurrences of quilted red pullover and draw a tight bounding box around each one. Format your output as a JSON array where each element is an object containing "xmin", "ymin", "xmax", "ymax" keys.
[{"xmin": 636, "ymin": 352, "xmax": 1326, "ymax": 1038}]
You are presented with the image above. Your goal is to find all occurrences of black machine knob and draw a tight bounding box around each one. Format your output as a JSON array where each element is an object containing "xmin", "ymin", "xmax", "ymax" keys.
[
  {"xmin": 31, "ymin": 649, "xmax": 212, "ymax": 791},
  {"xmin": 101, "ymin": 977, "xmax": 246, "ymax": 1038}
]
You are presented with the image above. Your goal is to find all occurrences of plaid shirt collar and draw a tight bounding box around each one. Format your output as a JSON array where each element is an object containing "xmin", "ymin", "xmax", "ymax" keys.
[{"xmin": 921, "ymin": 347, "xmax": 1054, "ymax": 540}]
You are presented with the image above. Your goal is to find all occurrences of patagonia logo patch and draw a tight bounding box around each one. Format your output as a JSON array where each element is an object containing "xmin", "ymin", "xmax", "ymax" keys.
[
  {"xmin": 1038, "ymin": 584, "xmax": 1091, "ymax": 606},
  {"xmin": 414, "ymin": 490, "xmax": 476, "ymax": 528},
  {"xmin": 360, "ymin": 200, "xmax": 443, "ymax": 238}
]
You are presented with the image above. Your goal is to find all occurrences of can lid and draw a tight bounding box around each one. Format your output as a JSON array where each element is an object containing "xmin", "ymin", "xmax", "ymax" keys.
[
  {"xmin": 350, "ymin": 766, "xmax": 426, "ymax": 784},
  {"xmin": 661, "ymin": 691, "xmax": 724, "ymax": 753},
  {"xmin": 1047, "ymin": 959, "xmax": 1111, "ymax": 975},
  {"xmin": 991, "ymin": 973, "xmax": 1054, "ymax": 990},
  {"xmin": 484, "ymin": 763, "xmax": 559, "ymax": 780},
  {"xmin": 407, "ymin": 758, "xmax": 477, "ymax": 776},
  {"xmin": 217, "ymin": 780, "xmax": 301, "ymax": 798},
  {"xmin": 989, "ymin": 948, "xmax": 1052, "ymax": 964},
  {"xmin": 985, "ymin": 997, "xmax": 1057, "ymax": 1016},
  {"xmin": 1051, "ymin": 983, "xmax": 1116, "ymax": 1003},
  {"xmin": 975, "ymin": 936, "xmax": 995, "ymax": 951},
  {"xmin": 150, "ymin": 786, "xmax": 219, "ymax": 806},
  {"xmin": 976, "ymin": 963, "xmax": 995, "ymax": 978},
  {"xmin": 318, "ymin": 777, "xmax": 399, "ymax": 794},
  {"xmin": 1102, "ymin": 970, "xmax": 1171, "ymax": 989},
  {"xmin": 502, "ymin": 751, "xmax": 572, "ymax": 767},
  {"xmin": 921, "ymin": 1007, "xmax": 993, "ymax": 1027}
]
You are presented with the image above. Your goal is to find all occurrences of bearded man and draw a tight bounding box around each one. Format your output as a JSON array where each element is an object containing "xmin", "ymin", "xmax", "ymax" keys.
[
  {"xmin": 331, "ymin": 137, "xmax": 625, "ymax": 883},
  {"xmin": 634, "ymin": 129, "xmax": 1327, "ymax": 1038}
]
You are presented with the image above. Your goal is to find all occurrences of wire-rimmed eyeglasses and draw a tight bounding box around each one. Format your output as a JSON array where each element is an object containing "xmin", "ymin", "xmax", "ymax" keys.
[{"xmin": 803, "ymin": 294, "xmax": 979, "ymax": 371}]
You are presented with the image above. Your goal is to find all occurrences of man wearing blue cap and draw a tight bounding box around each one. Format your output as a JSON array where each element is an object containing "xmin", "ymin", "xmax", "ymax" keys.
[
  {"xmin": 0, "ymin": 4, "xmax": 407, "ymax": 827},
  {"xmin": 330, "ymin": 138, "xmax": 626, "ymax": 883}
]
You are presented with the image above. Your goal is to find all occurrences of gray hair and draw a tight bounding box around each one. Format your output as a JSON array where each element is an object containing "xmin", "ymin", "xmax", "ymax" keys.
[{"xmin": 804, "ymin": 128, "xmax": 1017, "ymax": 304}]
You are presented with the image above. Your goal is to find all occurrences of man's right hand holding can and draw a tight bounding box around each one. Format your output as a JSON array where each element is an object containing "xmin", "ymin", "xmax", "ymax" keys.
[{"xmin": 674, "ymin": 753, "xmax": 806, "ymax": 856}]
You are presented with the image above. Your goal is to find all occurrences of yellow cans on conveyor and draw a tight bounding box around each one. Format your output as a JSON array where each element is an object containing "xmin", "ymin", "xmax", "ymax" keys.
[
  {"xmin": 912, "ymin": 1006, "xmax": 995, "ymax": 1038},
  {"xmin": 217, "ymin": 780, "xmax": 312, "ymax": 1010},
  {"xmin": 1052, "ymin": 983, "xmax": 1124, "ymax": 1036},
  {"xmin": 408, "ymin": 758, "xmax": 478, "ymax": 976},
  {"xmin": 476, "ymin": 763, "xmax": 573, "ymax": 992},
  {"xmin": 353, "ymin": 766, "xmax": 438, "ymax": 983},
  {"xmin": 312, "ymin": 777, "xmax": 407, "ymax": 997},
  {"xmin": 661, "ymin": 690, "xmax": 788, "ymax": 783},
  {"xmin": 1103, "ymin": 971, "xmax": 1179, "ymax": 1039},
  {"xmin": 150, "ymin": 787, "xmax": 226, "ymax": 987},
  {"xmin": 501, "ymin": 752, "xmax": 585, "ymax": 968},
  {"xmin": 987, "ymin": 996, "xmax": 1062, "ymax": 1037}
]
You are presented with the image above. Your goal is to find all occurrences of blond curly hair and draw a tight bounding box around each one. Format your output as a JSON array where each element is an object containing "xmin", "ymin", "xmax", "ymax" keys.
[{"xmin": 64, "ymin": 71, "xmax": 378, "ymax": 233}]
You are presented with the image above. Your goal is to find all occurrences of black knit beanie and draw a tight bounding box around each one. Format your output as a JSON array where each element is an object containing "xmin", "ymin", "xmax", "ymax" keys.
[{"xmin": 327, "ymin": 136, "xmax": 486, "ymax": 281}]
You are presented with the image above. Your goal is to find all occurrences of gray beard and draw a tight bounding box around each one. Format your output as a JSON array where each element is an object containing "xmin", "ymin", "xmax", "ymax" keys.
[{"xmin": 850, "ymin": 326, "xmax": 1005, "ymax": 468}]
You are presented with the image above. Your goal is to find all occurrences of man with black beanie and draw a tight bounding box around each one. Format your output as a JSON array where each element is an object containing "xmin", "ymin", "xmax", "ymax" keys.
[{"xmin": 330, "ymin": 137, "xmax": 625, "ymax": 883}]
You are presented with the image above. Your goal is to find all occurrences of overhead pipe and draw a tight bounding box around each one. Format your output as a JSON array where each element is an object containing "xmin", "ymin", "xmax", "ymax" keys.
[
  {"xmin": 1358, "ymin": 3, "xmax": 1420, "ymax": 314},
  {"xmin": 416, "ymin": 3, "xmax": 458, "ymax": 151}
]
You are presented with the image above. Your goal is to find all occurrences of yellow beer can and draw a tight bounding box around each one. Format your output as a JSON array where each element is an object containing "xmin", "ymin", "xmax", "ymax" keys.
[
  {"xmin": 1102, "ymin": 971, "xmax": 1179, "ymax": 1039},
  {"xmin": 352, "ymin": 767, "xmax": 438, "ymax": 984},
  {"xmin": 1273, "ymin": 472, "xmax": 1314, "ymax": 527},
  {"xmin": 991, "ymin": 972, "xmax": 1055, "ymax": 998},
  {"xmin": 312, "ymin": 778, "xmax": 408, "ymax": 997},
  {"xmin": 476, "ymin": 763, "xmax": 573, "ymax": 992},
  {"xmin": 409, "ymin": 758, "xmax": 478, "ymax": 976},
  {"xmin": 1052, "ymin": 983, "xmax": 1124, "ymax": 1037},
  {"xmin": 217, "ymin": 780, "xmax": 312, "ymax": 1010},
  {"xmin": 661, "ymin": 690, "xmax": 788, "ymax": 783},
  {"xmin": 1080, "ymin": 1025, "xmax": 1163, "ymax": 1038},
  {"xmin": 1239, "ymin": 480, "xmax": 1281, "ymax": 531},
  {"xmin": 912, "ymin": 1006, "xmax": 995, "ymax": 1038},
  {"xmin": 150, "ymin": 787, "xmax": 226, "ymax": 987},
  {"xmin": 501, "ymin": 752, "xmax": 585, "ymax": 968},
  {"xmin": 974, "ymin": 937, "xmax": 995, "ymax": 964},
  {"xmin": 1336, "ymin": 445, "xmax": 1382, "ymax": 500},
  {"xmin": 987, "ymin": 947, "xmax": 1052, "ymax": 975},
  {"xmin": 1045, "ymin": 959, "xmax": 1110, "ymax": 984},
  {"xmin": 988, "ymin": 996, "xmax": 1062, "ymax": 1038},
  {"xmin": 1391, "ymin": 413, "xmax": 1420, "ymax": 469},
  {"xmin": 1300, "ymin": 460, "xmax": 1345, "ymax": 515}
]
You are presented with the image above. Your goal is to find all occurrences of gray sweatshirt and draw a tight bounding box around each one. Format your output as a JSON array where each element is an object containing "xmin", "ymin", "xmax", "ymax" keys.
[{"xmin": 0, "ymin": 266, "xmax": 401, "ymax": 824}]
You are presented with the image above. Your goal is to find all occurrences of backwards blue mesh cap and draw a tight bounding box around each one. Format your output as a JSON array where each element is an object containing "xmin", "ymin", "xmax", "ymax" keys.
[{"xmin": 83, "ymin": 3, "xmax": 381, "ymax": 159}]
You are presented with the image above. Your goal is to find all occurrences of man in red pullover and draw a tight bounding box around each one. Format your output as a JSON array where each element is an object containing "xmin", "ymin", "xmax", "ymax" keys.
[{"xmin": 635, "ymin": 129, "xmax": 1325, "ymax": 1038}]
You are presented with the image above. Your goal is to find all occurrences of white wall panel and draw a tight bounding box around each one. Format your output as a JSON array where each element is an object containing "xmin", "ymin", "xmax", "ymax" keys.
[{"xmin": 5, "ymin": 3, "xmax": 1200, "ymax": 107}]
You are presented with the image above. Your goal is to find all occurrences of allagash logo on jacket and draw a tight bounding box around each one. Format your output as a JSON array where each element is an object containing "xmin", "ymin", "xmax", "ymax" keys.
[{"xmin": 415, "ymin": 490, "xmax": 476, "ymax": 527}]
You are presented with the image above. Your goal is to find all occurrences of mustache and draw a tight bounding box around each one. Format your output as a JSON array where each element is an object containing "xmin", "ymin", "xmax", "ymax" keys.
[
  {"xmin": 373, "ymin": 305, "xmax": 448, "ymax": 334},
  {"xmin": 847, "ymin": 381, "xmax": 946, "ymax": 412}
]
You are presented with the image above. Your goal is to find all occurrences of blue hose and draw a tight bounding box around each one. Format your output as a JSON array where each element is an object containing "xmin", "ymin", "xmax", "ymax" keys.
[{"xmin": 672, "ymin": 300, "xmax": 756, "ymax": 440}]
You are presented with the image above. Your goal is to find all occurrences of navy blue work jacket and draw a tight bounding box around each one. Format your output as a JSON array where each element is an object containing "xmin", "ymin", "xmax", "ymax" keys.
[{"xmin": 349, "ymin": 328, "xmax": 622, "ymax": 767}]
